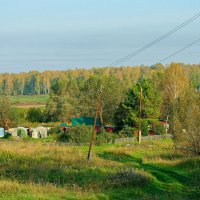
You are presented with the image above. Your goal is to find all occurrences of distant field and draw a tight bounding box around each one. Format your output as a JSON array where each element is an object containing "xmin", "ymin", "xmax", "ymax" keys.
[
  {"xmin": 9, "ymin": 95, "xmax": 49, "ymax": 108},
  {"xmin": 0, "ymin": 139, "xmax": 199, "ymax": 200}
]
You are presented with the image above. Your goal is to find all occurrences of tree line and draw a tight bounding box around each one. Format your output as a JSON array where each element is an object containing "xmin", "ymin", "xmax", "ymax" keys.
[{"xmin": 0, "ymin": 63, "xmax": 199, "ymax": 96}]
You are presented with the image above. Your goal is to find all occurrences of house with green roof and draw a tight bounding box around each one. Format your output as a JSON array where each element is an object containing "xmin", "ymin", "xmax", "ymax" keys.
[
  {"xmin": 72, "ymin": 116, "xmax": 101, "ymax": 126},
  {"xmin": 72, "ymin": 116, "xmax": 102, "ymax": 132}
]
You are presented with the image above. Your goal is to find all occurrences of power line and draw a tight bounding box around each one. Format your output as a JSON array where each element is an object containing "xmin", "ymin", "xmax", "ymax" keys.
[
  {"xmin": 106, "ymin": 11, "xmax": 200, "ymax": 67},
  {"xmin": 159, "ymin": 37, "xmax": 200, "ymax": 63}
]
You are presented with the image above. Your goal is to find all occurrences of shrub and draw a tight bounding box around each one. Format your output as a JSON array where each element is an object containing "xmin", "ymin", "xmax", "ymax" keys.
[
  {"xmin": 146, "ymin": 118, "xmax": 158, "ymax": 124},
  {"xmin": 154, "ymin": 123, "xmax": 166, "ymax": 135},
  {"xmin": 48, "ymin": 126, "xmax": 70, "ymax": 142},
  {"xmin": 69, "ymin": 125, "xmax": 93, "ymax": 144},
  {"xmin": 95, "ymin": 128, "xmax": 114, "ymax": 145},
  {"xmin": 141, "ymin": 119, "xmax": 149, "ymax": 136},
  {"xmin": 48, "ymin": 126, "xmax": 62, "ymax": 135},
  {"xmin": 26, "ymin": 108, "xmax": 43, "ymax": 123},
  {"xmin": 117, "ymin": 125, "xmax": 134, "ymax": 138},
  {"xmin": 59, "ymin": 131, "xmax": 71, "ymax": 142}
]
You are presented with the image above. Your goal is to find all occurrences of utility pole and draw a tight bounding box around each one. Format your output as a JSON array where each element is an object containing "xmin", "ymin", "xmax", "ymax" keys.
[
  {"xmin": 87, "ymin": 109, "xmax": 98, "ymax": 160},
  {"xmin": 138, "ymin": 85, "xmax": 142, "ymax": 143},
  {"xmin": 87, "ymin": 85, "xmax": 102, "ymax": 160},
  {"xmin": 99, "ymin": 85, "xmax": 104, "ymax": 126}
]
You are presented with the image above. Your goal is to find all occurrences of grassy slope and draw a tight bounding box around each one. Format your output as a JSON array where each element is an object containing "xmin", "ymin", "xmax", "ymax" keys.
[{"xmin": 0, "ymin": 139, "xmax": 199, "ymax": 200}]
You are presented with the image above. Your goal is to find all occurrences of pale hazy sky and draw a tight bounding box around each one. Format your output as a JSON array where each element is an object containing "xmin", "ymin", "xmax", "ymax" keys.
[{"xmin": 0, "ymin": 0, "xmax": 200, "ymax": 72}]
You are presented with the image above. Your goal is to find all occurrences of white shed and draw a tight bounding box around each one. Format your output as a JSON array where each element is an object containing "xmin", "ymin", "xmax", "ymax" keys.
[
  {"xmin": 17, "ymin": 127, "xmax": 28, "ymax": 137},
  {"xmin": 32, "ymin": 126, "xmax": 48, "ymax": 138}
]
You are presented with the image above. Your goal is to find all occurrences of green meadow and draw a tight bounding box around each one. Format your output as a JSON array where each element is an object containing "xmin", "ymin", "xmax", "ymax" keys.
[
  {"xmin": 9, "ymin": 95, "xmax": 49, "ymax": 107},
  {"xmin": 0, "ymin": 139, "xmax": 199, "ymax": 200}
]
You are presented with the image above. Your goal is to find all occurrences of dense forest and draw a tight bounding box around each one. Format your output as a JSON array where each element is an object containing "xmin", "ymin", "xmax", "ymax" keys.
[{"xmin": 1, "ymin": 63, "xmax": 200, "ymax": 96}]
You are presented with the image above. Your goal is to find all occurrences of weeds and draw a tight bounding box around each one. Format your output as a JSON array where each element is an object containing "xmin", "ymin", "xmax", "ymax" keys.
[
  {"xmin": 0, "ymin": 139, "xmax": 199, "ymax": 199},
  {"xmin": 106, "ymin": 168, "xmax": 151, "ymax": 188}
]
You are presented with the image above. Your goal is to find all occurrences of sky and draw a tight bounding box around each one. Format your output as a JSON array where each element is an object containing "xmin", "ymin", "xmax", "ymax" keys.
[{"xmin": 0, "ymin": 0, "xmax": 200, "ymax": 73}]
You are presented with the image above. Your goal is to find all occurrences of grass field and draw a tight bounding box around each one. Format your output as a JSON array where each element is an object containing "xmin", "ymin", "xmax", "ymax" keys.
[
  {"xmin": 10, "ymin": 95, "xmax": 48, "ymax": 108},
  {"xmin": 0, "ymin": 139, "xmax": 199, "ymax": 200}
]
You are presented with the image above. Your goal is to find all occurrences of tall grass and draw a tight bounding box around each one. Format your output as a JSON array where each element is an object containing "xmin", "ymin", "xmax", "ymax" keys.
[{"xmin": 0, "ymin": 139, "xmax": 199, "ymax": 200}]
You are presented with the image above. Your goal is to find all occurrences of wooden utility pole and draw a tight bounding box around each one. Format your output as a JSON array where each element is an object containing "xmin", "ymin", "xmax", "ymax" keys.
[
  {"xmin": 87, "ymin": 109, "xmax": 98, "ymax": 160},
  {"xmin": 87, "ymin": 85, "xmax": 103, "ymax": 160},
  {"xmin": 138, "ymin": 86, "xmax": 142, "ymax": 143}
]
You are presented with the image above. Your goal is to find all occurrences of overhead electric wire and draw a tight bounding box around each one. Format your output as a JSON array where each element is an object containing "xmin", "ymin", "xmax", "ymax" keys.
[
  {"xmin": 106, "ymin": 11, "xmax": 200, "ymax": 67},
  {"xmin": 159, "ymin": 37, "xmax": 200, "ymax": 63}
]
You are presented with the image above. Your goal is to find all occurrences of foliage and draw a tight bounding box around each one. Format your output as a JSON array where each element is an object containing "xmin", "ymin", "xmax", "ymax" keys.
[
  {"xmin": 173, "ymin": 88, "xmax": 200, "ymax": 155},
  {"xmin": 47, "ymin": 126, "xmax": 62, "ymax": 135},
  {"xmin": 69, "ymin": 125, "xmax": 93, "ymax": 144},
  {"xmin": 163, "ymin": 63, "xmax": 189, "ymax": 101},
  {"xmin": 0, "ymin": 63, "xmax": 198, "ymax": 98},
  {"xmin": 45, "ymin": 74, "xmax": 125, "ymax": 124},
  {"xmin": 19, "ymin": 121, "xmax": 60, "ymax": 128},
  {"xmin": 117, "ymin": 125, "xmax": 135, "ymax": 138},
  {"xmin": 114, "ymin": 79, "xmax": 161, "ymax": 128},
  {"xmin": 48, "ymin": 126, "xmax": 71, "ymax": 142},
  {"xmin": 26, "ymin": 108, "xmax": 44, "ymax": 123},
  {"xmin": 79, "ymin": 75, "xmax": 125, "ymax": 123},
  {"xmin": 0, "ymin": 96, "xmax": 19, "ymax": 129},
  {"xmin": 95, "ymin": 128, "xmax": 114, "ymax": 145},
  {"xmin": 141, "ymin": 119, "xmax": 149, "ymax": 136},
  {"xmin": 45, "ymin": 78, "xmax": 80, "ymax": 122},
  {"xmin": 1, "ymin": 64, "xmax": 199, "ymax": 127},
  {"xmin": 153, "ymin": 123, "xmax": 166, "ymax": 135}
]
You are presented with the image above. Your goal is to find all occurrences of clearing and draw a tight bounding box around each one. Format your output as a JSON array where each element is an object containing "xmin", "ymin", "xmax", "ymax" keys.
[{"xmin": 9, "ymin": 95, "xmax": 48, "ymax": 108}]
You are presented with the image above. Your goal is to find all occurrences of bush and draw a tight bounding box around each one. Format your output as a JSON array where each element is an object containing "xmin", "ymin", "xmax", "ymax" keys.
[
  {"xmin": 59, "ymin": 131, "xmax": 71, "ymax": 142},
  {"xmin": 154, "ymin": 123, "xmax": 166, "ymax": 135},
  {"xmin": 26, "ymin": 108, "xmax": 43, "ymax": 123},
  {"xmin": 48, "ymin": 126, "xmax": 70, "ymax": 142},
  {"xmin": 141, "ymin": 119, "xmax": 149, "ymax": 136},
  {"xmin": 48, "ymin": 126, "xmax": 62, "ymax": 135},
  {"xmin": 69, "ymin": 125, "xmax": 93, "ymax": 144},
  {"xmin": 95, "ymin": 128, "xmax": 114, "ymax": 145},
  {"xmin": 117, "ymin": 125, "xmax": 134, "ymax": 138}
]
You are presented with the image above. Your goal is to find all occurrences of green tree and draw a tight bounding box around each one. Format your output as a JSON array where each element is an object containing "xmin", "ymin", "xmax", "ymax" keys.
[
  {"xmin": 46, "ymin": 77, "xmax": 80, "ymax": 122},
  {"xmin": 141, "ymin": 119, "xmax": 149, "ymax": 136},
  {"xmin": 173, "ymin": 88, "xmax": 200, "ymax": 155},
  {"xmin": 0, "ymin": 95, "xmax": 18, "ymax": 129},
  {"xmin": 69, "ymin": 125, "xmax": 93, "ymax": 144},
  {"xmin": 114, "ymin": 79, "xmax": 161, "ymax": 128},
  {"xmin": 79, "ymin": 75, "xmax": 125, "ymax": 124}
]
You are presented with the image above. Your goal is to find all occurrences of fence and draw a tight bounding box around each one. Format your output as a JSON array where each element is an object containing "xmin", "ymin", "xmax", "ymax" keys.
[{"xmin": 114, "ymin": 134, "xmax": 173, "ymax": 144}]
